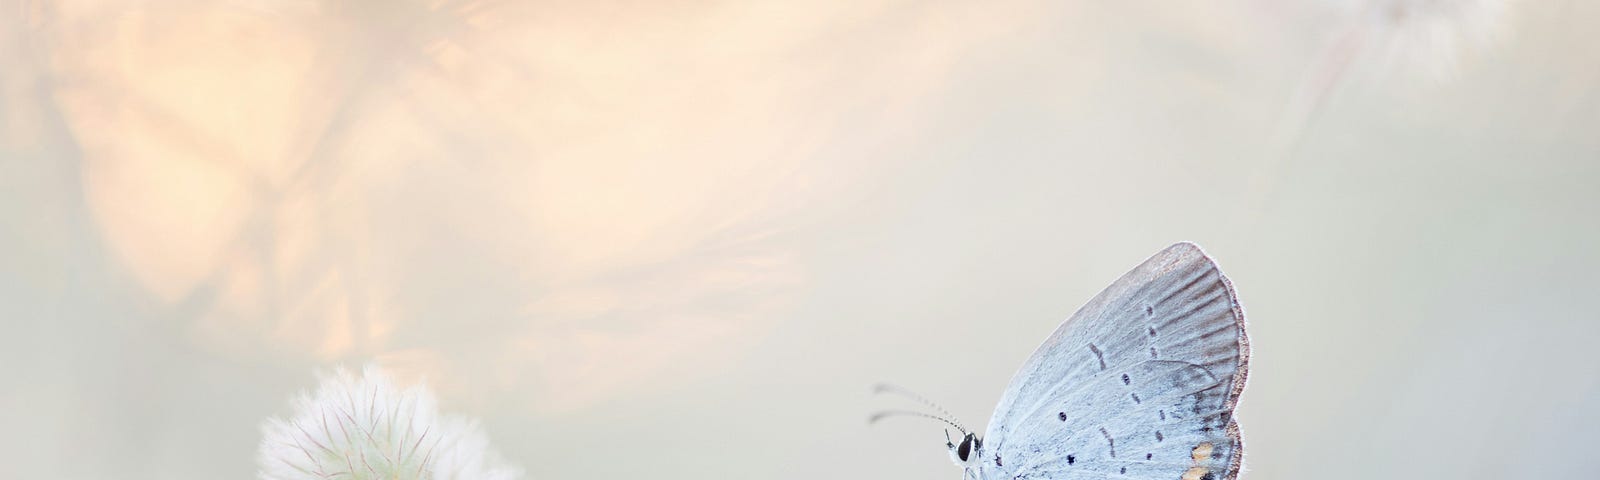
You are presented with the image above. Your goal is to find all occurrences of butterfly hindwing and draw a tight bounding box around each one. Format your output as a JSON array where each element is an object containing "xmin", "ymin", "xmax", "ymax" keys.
[{"xmin": 979, "ymin": 242, "xmax": 1249, "ymax": 480}]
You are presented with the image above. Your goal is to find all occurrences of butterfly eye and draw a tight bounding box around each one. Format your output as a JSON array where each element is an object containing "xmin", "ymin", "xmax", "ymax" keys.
[{"xmin": 957, "ymin": 435, "xmax": 973, "ymax": 461}]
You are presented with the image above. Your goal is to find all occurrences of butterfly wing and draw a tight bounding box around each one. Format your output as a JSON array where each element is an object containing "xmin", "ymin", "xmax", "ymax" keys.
[{"xmin": 978, "ymin": 242, "xmax": 1249, "ymax": 480}]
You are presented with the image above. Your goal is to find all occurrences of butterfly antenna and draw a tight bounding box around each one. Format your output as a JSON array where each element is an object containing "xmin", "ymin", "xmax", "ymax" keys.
[
  {"xmin": 868, "ymin": 409, "xmax": 968, "ymax": 436},
  {"xmin": 872, "ymin": 383, "xmax": 968, "ymax": 433}
]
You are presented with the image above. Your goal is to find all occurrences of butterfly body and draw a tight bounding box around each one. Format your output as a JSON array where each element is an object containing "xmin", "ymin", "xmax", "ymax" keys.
[{"xmin": 961, "ymin": 243, "xmax": 1250, "ymax": 480}]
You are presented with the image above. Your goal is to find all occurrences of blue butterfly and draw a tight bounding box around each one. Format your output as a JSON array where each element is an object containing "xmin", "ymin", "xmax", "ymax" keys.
[{"xmin": 877, "ymin": 242, "xmax": 1250, "ymax": 480}]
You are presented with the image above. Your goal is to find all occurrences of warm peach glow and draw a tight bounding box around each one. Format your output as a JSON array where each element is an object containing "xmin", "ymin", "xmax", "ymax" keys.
[{"xmin": 41, "ymin": 0, "xmax": 1026, "ymax": 413}]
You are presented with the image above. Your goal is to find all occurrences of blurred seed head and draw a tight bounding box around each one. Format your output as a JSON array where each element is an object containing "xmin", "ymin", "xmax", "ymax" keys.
[{"xmin": 1349, "ymin": 0, "xmax": 1515, "ymax": 80}]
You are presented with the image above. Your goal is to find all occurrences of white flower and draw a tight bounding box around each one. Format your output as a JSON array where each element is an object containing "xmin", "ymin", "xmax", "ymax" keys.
[
  {"xmin": 1348, "ymin": 0, "xmax": 1514, "ymax": 79},
  {"xmin": 258, "ymin": 365, "xmax": 522, "ymax": 480},
  {"xmin": 1267, "ymin": 0, "xmax": 1517, "ymax": 157}
]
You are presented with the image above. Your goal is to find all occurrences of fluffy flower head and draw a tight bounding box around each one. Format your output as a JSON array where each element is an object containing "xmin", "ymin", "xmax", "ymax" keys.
[{"xmin": 258, "ymin": 365, "xmax": 521, "ymax": 480}]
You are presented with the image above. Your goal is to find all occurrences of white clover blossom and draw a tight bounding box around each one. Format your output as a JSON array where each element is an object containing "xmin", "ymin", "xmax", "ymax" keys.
[{"xmin": 258, "ymin": 365, "xmax": 521, "ymax": 480}]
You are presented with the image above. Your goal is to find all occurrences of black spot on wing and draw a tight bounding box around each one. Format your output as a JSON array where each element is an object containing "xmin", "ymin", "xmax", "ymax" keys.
[
  {"xmin": 1099, "ymin": 427, "xmax": 1116, "ymax": 458},
  {"xmin": 1088, "ymin": 343, "xmax": 1105, "ymax": 370}
]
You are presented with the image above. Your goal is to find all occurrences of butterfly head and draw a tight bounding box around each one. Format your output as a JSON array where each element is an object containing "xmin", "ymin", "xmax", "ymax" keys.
[
  {"xmin": 869, "ymin": 384, "xmax": 981, "ymax": 471},
  {"xmin": 946, "ymin": 430, "xmax": 983, "ymax": 468}
]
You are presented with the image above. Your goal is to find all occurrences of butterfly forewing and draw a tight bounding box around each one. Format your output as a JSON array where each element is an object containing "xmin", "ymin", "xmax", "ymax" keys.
[{"xmin": 979, "ymin": 243, "xmax": 1249, "ymax": 480}]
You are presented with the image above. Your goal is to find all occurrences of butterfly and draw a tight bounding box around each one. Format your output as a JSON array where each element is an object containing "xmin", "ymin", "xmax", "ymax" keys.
[{"xmin": 875, "ymin": 242, "xmax": 1250, "ymax": 480}]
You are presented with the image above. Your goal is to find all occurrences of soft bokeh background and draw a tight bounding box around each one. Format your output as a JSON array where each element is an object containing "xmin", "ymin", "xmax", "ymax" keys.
[{"xmin": 3, "ymin": 0, "xmax": 1597, "ymax": 479}]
